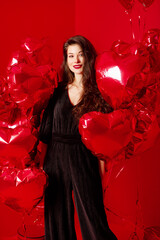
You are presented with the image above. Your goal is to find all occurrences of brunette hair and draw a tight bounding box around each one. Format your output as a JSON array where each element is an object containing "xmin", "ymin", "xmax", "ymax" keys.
[{"xmin": 62, "ymin": 35, "xmax": 112, "ymax": 120}]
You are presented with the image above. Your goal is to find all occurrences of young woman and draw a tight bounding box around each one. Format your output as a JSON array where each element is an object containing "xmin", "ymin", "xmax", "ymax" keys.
[{"xmin": 39, "ymin": 35, "xmax": 117, "ymax": 240}]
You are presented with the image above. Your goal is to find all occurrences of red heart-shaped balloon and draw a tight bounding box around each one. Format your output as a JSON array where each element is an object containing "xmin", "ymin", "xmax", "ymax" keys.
[
  {"xmin": 0, "ymin": 167, "xmax": 47, "ymax": 213},
  {"xmin": 79, "ymin": 109, "xmax": 135, "ymax": 160},
  {"xmin": 138, "ymin": 0, "xmax": 155, "ymax": 8},
  {"xmin": 118, "ymin": 0, "xmax": 135, "ymax": 10},
  {"xmin": 95, "ymin": 42, "xmax": 146, "ymax": 109},
  {"xmin": 0, "ymin": 107, "xmax": 37, "ymax": 168}
]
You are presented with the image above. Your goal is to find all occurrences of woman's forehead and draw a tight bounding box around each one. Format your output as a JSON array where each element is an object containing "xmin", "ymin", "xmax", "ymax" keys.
[{"xmin": 67, "ymin": 44, "xmax": 83, "ymax": 54}]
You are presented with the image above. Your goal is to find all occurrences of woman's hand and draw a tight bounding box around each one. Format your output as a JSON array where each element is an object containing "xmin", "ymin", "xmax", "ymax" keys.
[
  {"xmin": 25, "ymin": 140, "xmax": 48, "ymax": 169},
  {"xmin": 38, "ymin": 141, "xmax": 48, "ymax": 169}
]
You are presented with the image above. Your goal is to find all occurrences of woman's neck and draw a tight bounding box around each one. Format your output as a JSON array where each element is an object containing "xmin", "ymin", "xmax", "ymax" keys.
[{"xmin": 73, "ymin": 74, "xmax": 83, "ymax": 88}]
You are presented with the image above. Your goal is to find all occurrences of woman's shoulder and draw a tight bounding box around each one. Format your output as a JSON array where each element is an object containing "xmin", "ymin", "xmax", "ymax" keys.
[
  {"xmin": 48, "ymin": 81, "xmax": 66, "ymax": 103},
  {"xmin": 56, "ymin": 81, "xmax": 66, "ymax": 92}
]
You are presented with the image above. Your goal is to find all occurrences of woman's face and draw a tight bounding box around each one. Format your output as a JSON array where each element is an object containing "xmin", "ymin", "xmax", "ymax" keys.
[{"xmin": 67, "ymin": 44, "xmax": 85, "ymax": 76}]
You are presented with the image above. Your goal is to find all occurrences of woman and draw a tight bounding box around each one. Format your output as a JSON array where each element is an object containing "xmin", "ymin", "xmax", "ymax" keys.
[{"xmin": 39, "ymin": 35, "xmax": 117, "ymax": 240}]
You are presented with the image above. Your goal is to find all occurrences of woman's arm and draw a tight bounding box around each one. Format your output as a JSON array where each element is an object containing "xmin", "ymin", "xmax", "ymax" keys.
[{"xmin": 98, "ymin": 159, "xmax": 105, "ymax": 179}]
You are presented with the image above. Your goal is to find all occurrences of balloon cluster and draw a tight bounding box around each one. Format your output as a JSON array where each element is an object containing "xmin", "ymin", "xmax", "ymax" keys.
[
  {"xmin": 0, "ymin": 37, "xmax": 58, "ymax": 214},
  {"xmin": 79, "ymin": 28, "xmax": 160, "ymax": 164}
]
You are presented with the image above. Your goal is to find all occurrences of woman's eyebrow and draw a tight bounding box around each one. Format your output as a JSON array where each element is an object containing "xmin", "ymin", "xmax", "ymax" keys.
[{"xmin": 68, "ymin": 51, "xmax": 83, "ymax": 54}]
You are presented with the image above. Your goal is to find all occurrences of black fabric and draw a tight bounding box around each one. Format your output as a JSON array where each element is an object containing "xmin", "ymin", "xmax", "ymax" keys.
[{"xmin": 39, "ymin": 84, "xmax": 117, "ymax": 240}]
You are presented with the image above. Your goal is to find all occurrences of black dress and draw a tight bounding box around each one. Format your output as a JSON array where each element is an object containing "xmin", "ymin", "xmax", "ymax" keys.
[{"xmin": 39, "ymin": 84, "xmax": 117, "ymax": 240}]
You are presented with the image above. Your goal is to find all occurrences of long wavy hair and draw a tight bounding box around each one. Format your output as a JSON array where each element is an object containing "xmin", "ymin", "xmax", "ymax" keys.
[{"xmin": 62, "ymin": 35, "xmax": 112, "ymax": 120}]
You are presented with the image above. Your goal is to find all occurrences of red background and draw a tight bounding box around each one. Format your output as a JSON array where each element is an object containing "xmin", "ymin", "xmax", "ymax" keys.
[{"xmin": 0, "ymin": 0, "xmax": 160, "ymax": 239}]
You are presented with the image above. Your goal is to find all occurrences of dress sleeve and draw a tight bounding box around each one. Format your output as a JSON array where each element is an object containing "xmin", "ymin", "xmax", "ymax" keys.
[{"xmin": 39, "ymin": 87, "xmax": 59, "ymax": 144}]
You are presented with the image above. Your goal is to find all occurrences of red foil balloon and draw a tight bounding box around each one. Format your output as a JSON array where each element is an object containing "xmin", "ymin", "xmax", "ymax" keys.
[
  {"xmin": 95, "ymin": 51, "xmax": 129, "ymax": 109},
  {"xmin": 118, "ymin": 0, "xmax": 135, "ymax": 10},
  {"xmin": 95, "ymin": 42, "xmax": 146, "ymax": 109},
  {"xmin": 143, "ymin": 226, "xmax": 160, "ymax": 240},
  {"xmin": 21, "ymin": 37, "xmax": 53, "ymax": 66},
  {"xmin": 7, "ymin": 62, "xmax": 57, "ymax": 113},
  {"xmin": 0, "ymin": 105, "xmax": 37, "ymax": 168},
  {"xmin": 142, "ymin": 29, "xmax": 160, "ymax": 72},
  {"xmin": 16, "ymin": 200, "xmax": 45, "ymax": 239},
  {"xmin": 142, "ymin": 29, "xmax": 160, "ymax": 50},
  {"xmin": 79, "ymin": 109, "xmax": 135, "ymax": 160},
  {"xmin": 7, "ymin": 37, "xmax": 58, "ymax": 114},
  {"xmin": 138, "ymin": 0, "xmax": 155, "ymax": 8},
  {"xmin": 0, "ymin": 167, "xmax": 47, "ymax": 213},
  {"xmin": 128, "ymin": 104, "xmax": 160, "ymax": 156}
]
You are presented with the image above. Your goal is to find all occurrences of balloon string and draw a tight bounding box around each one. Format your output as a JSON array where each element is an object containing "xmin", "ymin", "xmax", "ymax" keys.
[
  {"xmin": 103, "ymin": 160, "xmax": 115, "ymax": 193},
  {"xmin": 19, "ymin": 212, "xmax": 27, "ymax": 240},
  {"xmin": 138, "ymin": 15, "xmax": 141, "ymax": 42},
  {"xmin": 130, "ymin": 18, "xmax": 135, "ymax": 42},
  {"xmin": 23, "ymin": 211, "xmax": 27, "ymax": 240},
  {"xmin": 143, "ymin": 8, "xmax": 147, "ymax": 38},
  {"xmin": 24, "ymin": 223, "xmax": 27, "ymax": 240},
  {"xmin": 135, "ymin": 156, "xmax": 145, "ymax": 234},
  {"xmin": 103, "ymin": 155, "xmax": 127, "ymax": 194},
  {"xmin": 105, "ymin": 206, "xmax": 143, "ymax": 231}
]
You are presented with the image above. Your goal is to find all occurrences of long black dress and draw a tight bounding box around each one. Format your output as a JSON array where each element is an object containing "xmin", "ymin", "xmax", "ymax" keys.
[{"xmin": 39, "ymin": 84, "xmax": 117, "ymax": 240}]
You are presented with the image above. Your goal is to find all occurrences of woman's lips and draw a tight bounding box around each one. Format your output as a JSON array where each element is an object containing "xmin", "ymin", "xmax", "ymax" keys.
[{"xmin": 73, "ymin": 65, "xmax": 82, "ymax": 69}]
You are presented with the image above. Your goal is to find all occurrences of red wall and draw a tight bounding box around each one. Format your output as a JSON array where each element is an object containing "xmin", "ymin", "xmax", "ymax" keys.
[
  {"xmin": 0, "ymin": 0, "xmax": 75, "ymax": 75},
  {"xmin": 0, "ymin": 0, "xmax": 160, "ymax": 239}
]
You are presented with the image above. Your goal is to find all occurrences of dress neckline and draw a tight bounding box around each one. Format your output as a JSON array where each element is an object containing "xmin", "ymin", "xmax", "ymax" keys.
[{"xmin": 66, "ymin": 88, "xmax": 81, "ymax": 107}]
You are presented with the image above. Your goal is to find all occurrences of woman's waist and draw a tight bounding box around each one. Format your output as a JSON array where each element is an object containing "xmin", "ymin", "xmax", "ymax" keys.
[{"xmin": 52, "ymin": 132, "xmax": 82, "ymax": 144}]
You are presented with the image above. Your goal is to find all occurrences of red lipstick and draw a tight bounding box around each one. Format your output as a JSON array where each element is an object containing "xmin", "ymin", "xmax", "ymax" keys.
[{"xmin": 73, "ymin": 65, "xmax": 82, "ymax": 69}]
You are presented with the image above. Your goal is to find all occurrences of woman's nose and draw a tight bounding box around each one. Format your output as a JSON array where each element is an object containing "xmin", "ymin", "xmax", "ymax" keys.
[{"xmin": 74, "ymin": 55, "xmax": 80, "ymax": 63}]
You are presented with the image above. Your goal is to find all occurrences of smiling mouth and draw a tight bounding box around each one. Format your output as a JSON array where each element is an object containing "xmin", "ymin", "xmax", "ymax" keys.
[{"xmin": 73, "ymin": 65, "xmax": 82, "ymax": 69}]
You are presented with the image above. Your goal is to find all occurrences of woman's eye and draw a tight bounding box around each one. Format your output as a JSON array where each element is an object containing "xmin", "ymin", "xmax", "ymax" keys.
[
  {"xmin": 79, "ymin": 53, "xmax": 84, "ymax": 57},
  {"xmin": 68, "ymin": 55, "xmax": 74, "ymax": 58}
]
